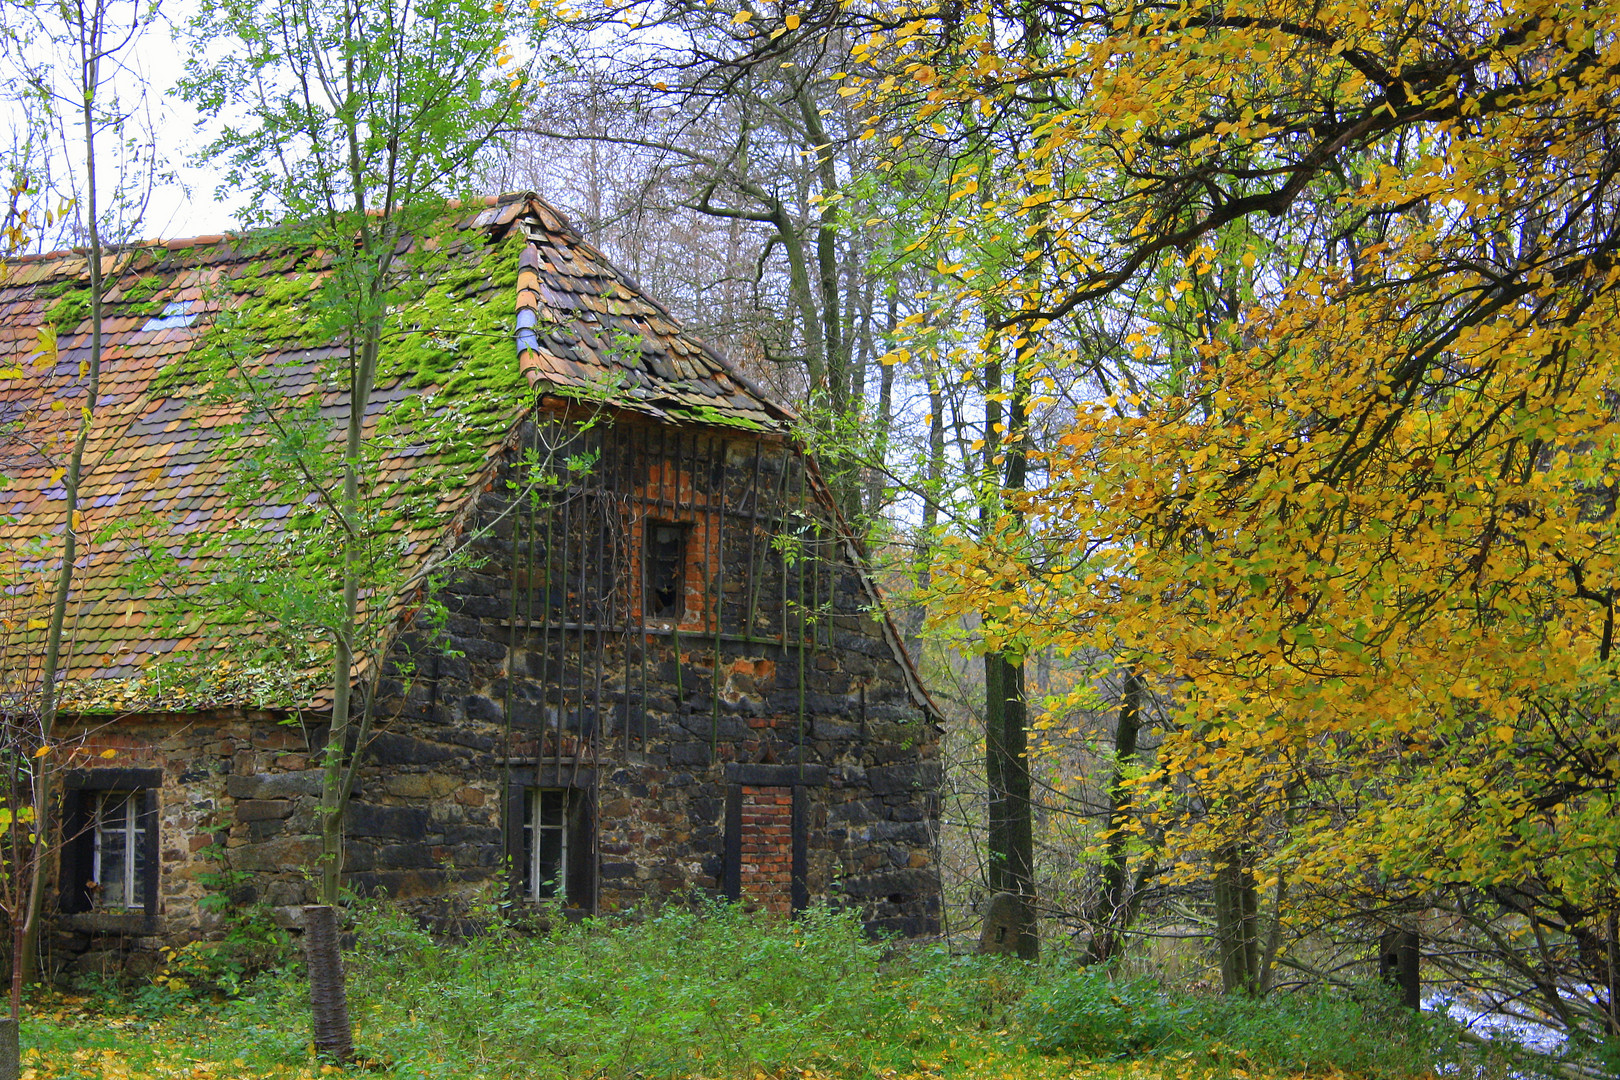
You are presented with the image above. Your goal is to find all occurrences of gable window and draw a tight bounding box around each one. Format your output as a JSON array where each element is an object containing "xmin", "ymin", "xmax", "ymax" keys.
[
  {"xmin": 60, "ymin": 768, "xmax": 161, "ymax": 920},
  {"xmin": 645, "ymin": 522, "xmax": 687, "ymax": 619},
  {"xmin": 505, "ymin": 772, "xmax": 595, "ymax": 909}
]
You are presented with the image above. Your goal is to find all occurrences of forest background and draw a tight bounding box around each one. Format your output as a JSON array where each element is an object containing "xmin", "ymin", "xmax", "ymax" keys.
[{"xmin": 4, "ymin": 0, "xmax": 1620, "ymax": 1070}]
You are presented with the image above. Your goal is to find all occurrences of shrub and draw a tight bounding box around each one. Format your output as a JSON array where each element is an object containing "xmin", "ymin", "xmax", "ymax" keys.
[
  {"xmin": 1016, "ymin": 967, "xmax": 1182, "ymax": 1057},
  {"xmin": 1015, "ymin": 968, "xmax": 1451, "ymax": 1079}
]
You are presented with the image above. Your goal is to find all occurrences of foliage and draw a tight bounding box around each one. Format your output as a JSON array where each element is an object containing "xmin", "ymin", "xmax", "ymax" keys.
[
  {"xmin": 159, "ymin": 868, "xmax": 296, "ymax": 1000},
  {"xmin": 17, "ymin": 906, "xmax": 1521, "ymax": 1080},
  {"xmin": 843, "ymin": 0, "xmax": 1620, "ymax": 1037},
  {"xmin": 1020, "ymin": 969, "xmax": 1452, "ymax": 1078},
  {"xmin": 1018, "ymin": 968, "xmax": 1181, "ymax": 1058},
  {"xmin": 174, "ymin": 0, "xmax": 550, "ymax": 917}
]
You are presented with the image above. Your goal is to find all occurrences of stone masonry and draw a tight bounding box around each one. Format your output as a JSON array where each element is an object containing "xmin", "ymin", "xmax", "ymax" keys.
[{"xmin": 49, "ymin": 415, "xmax": 942, "ymax": 976}]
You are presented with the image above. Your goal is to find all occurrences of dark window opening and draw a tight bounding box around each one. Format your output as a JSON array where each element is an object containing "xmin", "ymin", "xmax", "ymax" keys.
[{"xmin": 645, "ymin": 522, "xmax": 687, "ymax": 619}]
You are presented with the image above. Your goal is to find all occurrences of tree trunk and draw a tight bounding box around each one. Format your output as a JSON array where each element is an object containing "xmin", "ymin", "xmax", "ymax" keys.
[
  {"xmin": 906, "ymin": 347, "xmax": 947, "ymax": 654},
  {"xmin": 1089, "ymin": 670, "xmax": 1142, "ymax": 963},
  {"xmin": 303, "ymin": 905, "xmax": 354, "ymax": 1063},
  {"xmin": 980, "ymin": 346, "xmax": 1036, "ymax": 959},
  {"xmin": 984, "ymin": 651, "xmax": 1037, "ymax": 959},
  {"xmin": 1214, "ymin": 845, "xmax": 1259, "ymax": 994},
  {"xmin": 20, "ymin": 20, "xmax": 111, "ymax": 987}
]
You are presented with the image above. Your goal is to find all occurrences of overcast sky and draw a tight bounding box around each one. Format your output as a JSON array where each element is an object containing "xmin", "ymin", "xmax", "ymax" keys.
[
  {"xmin": 8, "ymin": 0, "xmax": 244, "ymax": 251},
  {"xmin": 127, "ymin": 4, "xmax": 244, "ymax": 241}
]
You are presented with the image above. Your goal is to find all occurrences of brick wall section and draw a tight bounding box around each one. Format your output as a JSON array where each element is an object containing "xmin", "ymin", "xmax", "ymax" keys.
[
  {"xmin": 738, "ymin": 785, "xmax": 792, "ymax": 914},
  {"xmin": 47, "ymin": 420, "xmax": 942, "ymax": 976}
]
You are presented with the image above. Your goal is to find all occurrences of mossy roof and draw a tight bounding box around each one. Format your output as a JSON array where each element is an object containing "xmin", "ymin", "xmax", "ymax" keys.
[{"xmin": 0, "ymin": 192, "xmax": 791, "ymax": 712}]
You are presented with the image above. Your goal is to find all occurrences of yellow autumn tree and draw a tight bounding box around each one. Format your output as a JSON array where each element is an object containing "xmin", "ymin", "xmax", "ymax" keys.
[{"xmin": 854, "ymin": 0, "xmax": 1620, "ymax": 1028}]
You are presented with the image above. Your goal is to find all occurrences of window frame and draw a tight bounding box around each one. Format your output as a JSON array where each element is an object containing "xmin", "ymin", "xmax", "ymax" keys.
[
  {"xmin": 522, "ymin": 788, "xmax": 571, "ymax": 901},
  {"xmin": 643, "ymin": 520, "xmax": 689, "ymax": 620},
  {"xmin": 60, "ymin": 768, "xmax": 161, "ymax": 923},
  {"xmin": 504, "ymin": 768, "xmax": 595, "ymax": 911},
  {"xmin": 90, "ymin": 790, "xmax": 148, "ymax": 910}
]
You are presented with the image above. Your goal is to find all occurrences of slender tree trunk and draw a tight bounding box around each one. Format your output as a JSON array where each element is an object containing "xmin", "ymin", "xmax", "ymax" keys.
[
  {"xmin": 865, "ymin": 294, "xmax": 894, "ymax": 529},
  {"xmin": 1608, "ymin": 910, "xmax": 1618, "ymax": 1036},
  {"xmin": 906, "ymin": 330, "xmax": 946, "ymax": 655},
  {"xmin": 20, "ymin": 15, "xmax": 109, "ymax": 987},
  {"xmin": 1258, "ymin": 871, "xmax": 1287, "ymax": 995},
  {"xmin": 1089, "ymin": 669, "xmax": 1142, "ymax": 963}
]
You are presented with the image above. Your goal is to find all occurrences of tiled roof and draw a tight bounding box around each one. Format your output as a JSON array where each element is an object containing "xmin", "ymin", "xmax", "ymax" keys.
[
  {"xmin": 0, "ymin": 193, "xmax": 790, "ymax": 712},
  {"xmin": 511, "ymin": 199, "xmax": 790, "ymax": 430}
]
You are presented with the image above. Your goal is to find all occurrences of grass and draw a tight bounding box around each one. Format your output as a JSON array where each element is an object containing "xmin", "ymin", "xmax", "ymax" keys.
[{"xmin": 20, "ymin": 904, "xmax": 1484, "ymax": 1080}]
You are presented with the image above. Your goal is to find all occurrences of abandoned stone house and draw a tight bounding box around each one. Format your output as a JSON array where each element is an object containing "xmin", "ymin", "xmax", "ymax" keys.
[{"xmin": 0, "ymin": 193, "xmax": 942, "ymax": 977}]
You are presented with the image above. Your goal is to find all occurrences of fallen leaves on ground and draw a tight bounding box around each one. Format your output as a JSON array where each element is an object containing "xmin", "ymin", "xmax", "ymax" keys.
[{"xmin": 19, "ymin": 1009, "xmax": 1364, "ymax": 1080}]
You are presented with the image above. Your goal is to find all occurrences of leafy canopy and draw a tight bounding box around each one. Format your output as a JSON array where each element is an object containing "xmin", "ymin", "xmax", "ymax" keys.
[{"xmin": 854, "ymin": 0, "xmax": 1620, "ymax": 933}]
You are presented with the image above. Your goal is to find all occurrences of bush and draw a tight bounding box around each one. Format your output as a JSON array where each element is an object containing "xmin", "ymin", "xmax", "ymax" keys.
[
  {"xmin": 1017, "ymin": 968, "xmax": 1182, "ymax": 1057},
  {"xmin": 46, "ymin": 906, "xmax": 1453, "ymax": 1080},
  {"xmin": 339, "ymin": 901, "xmax": 926, "ymax": 1079},
  {"xmin": 1176, "ymin": 987, "xmax": 1453, "ymax": 1078},
  {"xmin": 1016, "ymin": 968, "xmax": 1449, "ymax": 1078}
]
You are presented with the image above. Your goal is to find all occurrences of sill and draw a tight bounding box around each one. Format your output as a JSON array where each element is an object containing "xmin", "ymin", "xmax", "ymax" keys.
[{"xmin": 61, "ymin": 911, "xmax": 152, "ymax": 935}]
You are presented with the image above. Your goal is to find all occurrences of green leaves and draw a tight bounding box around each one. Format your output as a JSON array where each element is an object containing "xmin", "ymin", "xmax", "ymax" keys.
[{"xmin": 179, "ymin": 0, "xmax": 541, "ymax": 230}]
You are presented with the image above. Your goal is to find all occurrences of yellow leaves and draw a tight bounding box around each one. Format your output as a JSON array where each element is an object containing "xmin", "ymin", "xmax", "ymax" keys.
[
  {"xmin": 730, "ymin": 9, "xmax": 751, "ymax": 23},
  {"xmin": 31, "ymin": 324, "xmax": 57, "ymax": 369},
  {"xmin": 784, "ymin": 12, "xmax": 799, "ymax": 29}
]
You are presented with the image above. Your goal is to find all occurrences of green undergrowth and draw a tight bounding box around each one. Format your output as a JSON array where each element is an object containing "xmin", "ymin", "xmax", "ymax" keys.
[
  {"xmin": 1016, "ymin": 967, "xmax": 1460, "ymax": 1078},
  {"xmin": 32, "ymin": 905, "xmax": 1479, "ymax": 1080}
]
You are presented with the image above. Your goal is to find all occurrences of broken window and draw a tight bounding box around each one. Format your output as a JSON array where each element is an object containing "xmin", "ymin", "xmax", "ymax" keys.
[
  {"xmin": 92, "ymin": 791, "xmax": 148, "ymax": 909},
  {"xmin": 644, "ymin": 521, "xmax": 687, "ymax": 619},
  {"xmin": 507, "ymin": 776, "xmax": 595, "ymax": 908}
]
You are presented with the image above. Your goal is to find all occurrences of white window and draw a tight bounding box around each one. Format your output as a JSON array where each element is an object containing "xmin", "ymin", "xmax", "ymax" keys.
[
  {"xmin": 523, "ymin": 789, "xmax": 570, "ymax": 901},
  {"xmin": 92, "ymin": 791, "xmax": 147, "ymax": 910}
]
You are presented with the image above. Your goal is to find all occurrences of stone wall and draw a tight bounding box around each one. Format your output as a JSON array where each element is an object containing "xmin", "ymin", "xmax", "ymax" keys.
[
  {"xmin": 48, "ymin": 711, "xmax": 305, "ymax": 977},
  {"xmin": 48, "ymin": 418, "xmax": 941, "ymax": 976}
]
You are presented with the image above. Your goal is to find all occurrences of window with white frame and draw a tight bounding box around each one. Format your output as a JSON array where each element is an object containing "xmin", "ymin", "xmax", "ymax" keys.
[
  {"xmin": 91, "ymin": 790, "xmax": 148, "ymax": 910},
  {"xmin": 523, "ymin": 789, "xmax": 570, "ymax": 901},
  {"xmin": 60, "ymin": 768, "xmax": 160, "ymax": 918}
]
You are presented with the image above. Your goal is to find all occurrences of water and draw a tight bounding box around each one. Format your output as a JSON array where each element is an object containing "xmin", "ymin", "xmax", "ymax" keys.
[{"xmin": 1424, "ymin": 992, "xmax": 1570, "ymax": 1055}]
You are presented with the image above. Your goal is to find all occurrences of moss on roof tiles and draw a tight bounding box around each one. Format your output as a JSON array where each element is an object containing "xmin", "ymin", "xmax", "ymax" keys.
[{"xmin": 0, "ymin": 194, "xmax": 789, "ymax": 713}]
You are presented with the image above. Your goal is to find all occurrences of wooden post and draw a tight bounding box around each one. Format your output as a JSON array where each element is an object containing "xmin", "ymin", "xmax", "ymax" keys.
[{"xmin": 1378, "ymin": 929, "xmax": 1421, "ymax": 1010}]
